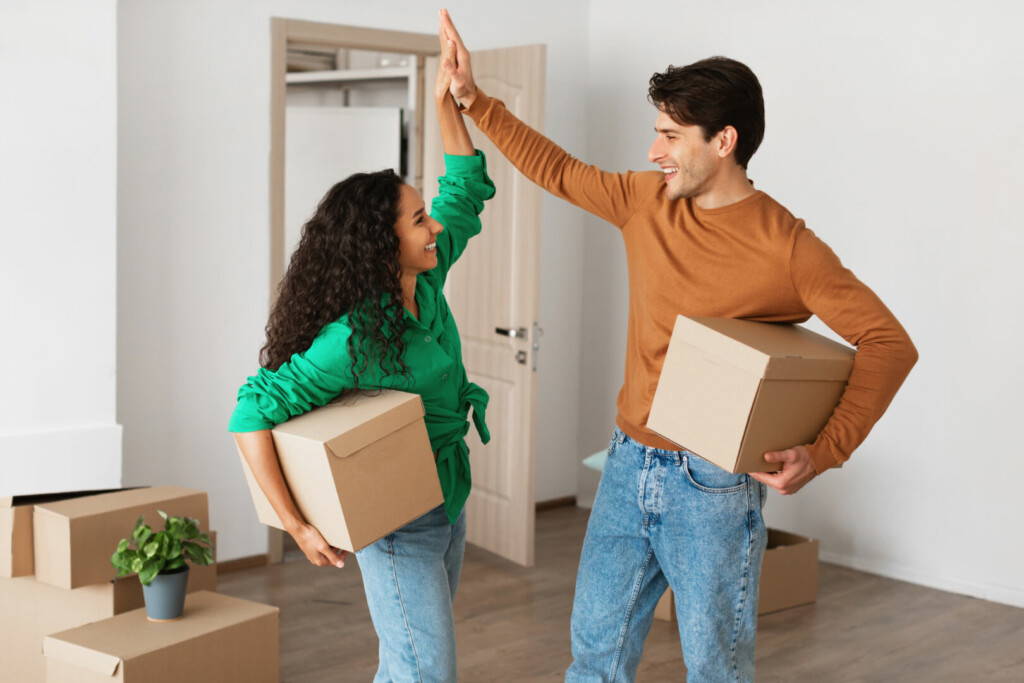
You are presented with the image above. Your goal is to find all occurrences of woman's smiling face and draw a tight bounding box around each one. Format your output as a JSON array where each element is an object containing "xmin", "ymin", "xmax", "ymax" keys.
[{"xmin": 394, "ymin": 184, "xmax": 444, "ymax": 276}]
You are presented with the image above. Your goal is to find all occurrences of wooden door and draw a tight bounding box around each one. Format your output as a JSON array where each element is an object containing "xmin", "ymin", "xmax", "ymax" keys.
[{"xmin": 423, "ymin": 45, "xmax": 546, "ymax": 566}]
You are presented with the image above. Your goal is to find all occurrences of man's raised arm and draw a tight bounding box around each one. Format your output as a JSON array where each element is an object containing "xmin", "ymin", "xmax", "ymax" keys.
[{"xmin": 439, "ymin": 9, "xmax": 657, "ymax": 228}]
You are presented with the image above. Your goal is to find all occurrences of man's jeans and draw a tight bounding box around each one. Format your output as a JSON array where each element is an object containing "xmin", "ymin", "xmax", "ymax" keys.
[
  {"xmin": 356, "ymin": 504, "xmax": 466, "ymax": 683},
  {"xmin": 566, "ymin": 428, "xmax": 768, "ymax": 683}
]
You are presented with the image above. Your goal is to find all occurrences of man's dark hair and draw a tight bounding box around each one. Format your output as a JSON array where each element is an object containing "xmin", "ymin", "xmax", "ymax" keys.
[{"xmin": 648, "ymin": 56, "xmax": 765, "ymax": 169}]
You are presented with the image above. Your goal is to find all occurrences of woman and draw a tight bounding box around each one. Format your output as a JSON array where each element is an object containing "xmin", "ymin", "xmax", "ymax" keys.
[{"xmin": 229, "ymin": 32, "xmax": 492, "ymax": 681}]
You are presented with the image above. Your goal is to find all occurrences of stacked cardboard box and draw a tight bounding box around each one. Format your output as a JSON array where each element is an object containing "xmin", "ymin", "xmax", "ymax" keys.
[
  {"xmin": 43, "ymin": 591, "xmax": 279, "ymax": 682},
  {"xmin": 0, "ymin": 486, "xmax": 220, "ymax": 683}
]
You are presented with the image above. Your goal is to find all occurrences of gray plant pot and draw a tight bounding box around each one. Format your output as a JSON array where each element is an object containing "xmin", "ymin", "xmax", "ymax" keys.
[{"xmin": 141, "ymin": 565, "xmax": 190, "ymax": 621}]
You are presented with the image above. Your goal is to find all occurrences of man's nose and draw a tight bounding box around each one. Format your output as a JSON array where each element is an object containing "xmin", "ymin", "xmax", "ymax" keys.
[{"xmin": 648, "ymin": 139, "xmax": 662, "ymax": 163}]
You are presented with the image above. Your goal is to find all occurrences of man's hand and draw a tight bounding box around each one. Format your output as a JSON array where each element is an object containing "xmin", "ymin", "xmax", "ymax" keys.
[
  {"xmin": 439, "ymin": 9, "xmax": 478, "ymax": 108},
  {"xmin": 749, "ymin": 445, "xmax": 817, "ymax": 495}
]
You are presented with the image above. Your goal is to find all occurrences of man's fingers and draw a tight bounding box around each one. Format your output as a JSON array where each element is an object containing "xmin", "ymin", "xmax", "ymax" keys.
[{"xmin": 764, "ymin": 449, "xmax": 796, "ymax": 463}]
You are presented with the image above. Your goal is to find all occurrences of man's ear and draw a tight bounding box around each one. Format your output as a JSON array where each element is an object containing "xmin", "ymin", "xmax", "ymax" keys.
[{"xmin": 716, "ymin": 125, "xmax": 739, "ymax": 160}]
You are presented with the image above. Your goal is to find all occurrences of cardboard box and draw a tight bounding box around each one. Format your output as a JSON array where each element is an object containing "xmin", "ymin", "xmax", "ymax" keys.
[
  {"xmin": 43, "ymin": 591, "xmax": 278, "ymax": 683},
  {"xmin": 239, "ymin": 390, "xmax": 442, "ymax": 552},
  {"xmin": 0, "ymin": 533, "xmax": 217, "ymax": 683},
  {"xmin": 2, "ymin": 490, "xmax": 127, "ymax": 578},
  {"xmin": 33, "ymin": 486, "xmax": 209, "ymax": 589},
  {"xmin": 647, "ymin": 316, "xmax": 855, "ymax": 473},
  {"xmin": 654, "ymin": 528, "xmax": 819, "ymax": 622}
]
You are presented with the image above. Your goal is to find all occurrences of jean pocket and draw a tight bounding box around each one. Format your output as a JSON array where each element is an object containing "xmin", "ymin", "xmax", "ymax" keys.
[{"xmin": 682, "ymin": 455, "xmax": 748, "ymax": 494}]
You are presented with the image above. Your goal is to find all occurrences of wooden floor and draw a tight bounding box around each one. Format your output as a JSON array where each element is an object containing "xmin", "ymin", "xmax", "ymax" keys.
[{"xmin": 218, "ymin": 506, "xmax": 1024, "ymax": 682}]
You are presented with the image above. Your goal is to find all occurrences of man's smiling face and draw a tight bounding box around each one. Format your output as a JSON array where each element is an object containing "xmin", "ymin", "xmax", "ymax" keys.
[{"xmin": 647, "ymin": 109, "xmax": 721, "ymax": 201}]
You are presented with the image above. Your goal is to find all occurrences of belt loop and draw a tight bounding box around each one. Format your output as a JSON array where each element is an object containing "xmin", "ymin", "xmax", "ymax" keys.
[{"xmin": 678, "ymin": 453, "xmax": 686, "ymax": 467}]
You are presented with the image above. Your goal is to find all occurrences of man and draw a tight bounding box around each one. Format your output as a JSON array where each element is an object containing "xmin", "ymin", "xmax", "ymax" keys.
[{"xmin": 439, "ymin": 10, "xmax": 917, "ymax": 682}]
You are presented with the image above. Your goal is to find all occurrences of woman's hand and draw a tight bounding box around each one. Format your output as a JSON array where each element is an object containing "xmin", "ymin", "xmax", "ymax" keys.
[
  {"xmin": 287, "ymin": 521, "xmax": 348, "ymax": 568},
  {"xmin": 434, "ymin": 17, "xmax": 455, "ymax": 101},
  {"xmin": 439, "ymin": 9, "xmax": 477, "ymax": 108}
]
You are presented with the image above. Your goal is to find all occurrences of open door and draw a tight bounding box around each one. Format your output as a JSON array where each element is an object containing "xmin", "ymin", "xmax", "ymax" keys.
[{"xmin": 423, "ymin": 45, "xmax": 546, "ymax": 567}]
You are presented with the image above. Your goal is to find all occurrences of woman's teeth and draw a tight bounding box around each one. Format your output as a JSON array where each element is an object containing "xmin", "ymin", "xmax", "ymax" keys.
[{"xmin": 425, "ymin": 243, "xmax": 437, "ymax": 251}]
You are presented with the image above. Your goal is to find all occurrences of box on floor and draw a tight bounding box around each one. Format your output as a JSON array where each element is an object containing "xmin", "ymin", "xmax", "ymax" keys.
[
  {"xmin": 654, "ymin": 528, "xmax": 819, "ymax": 621},
  {"xmin": 0, "ymin": 532, "xmax": 217, "ymax": 683},
  {"xmin": 239, "ymin": 390, "xmax": 441, "ymax": 552},
  {"xmin": 647, "ymin": 316, "xmax": 854, "ymax": 473},
  {"xmin": 43, "ymin": 591, "xmax": 278, "ymax": 683}
]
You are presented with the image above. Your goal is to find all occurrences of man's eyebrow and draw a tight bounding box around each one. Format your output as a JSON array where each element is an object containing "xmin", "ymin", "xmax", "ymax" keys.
[{"xmin": 413, "ymin": 207, "xmax": 425, "ymax": 218}]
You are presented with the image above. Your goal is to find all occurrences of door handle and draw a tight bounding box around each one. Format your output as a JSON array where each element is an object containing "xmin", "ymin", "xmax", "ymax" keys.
[{"xmin": 495, "ymin": 326, "xmax": 528, "ymax": 340}]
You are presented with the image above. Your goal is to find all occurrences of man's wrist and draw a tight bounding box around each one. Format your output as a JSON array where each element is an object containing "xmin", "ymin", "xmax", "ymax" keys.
[{"xmin": 457, "ymin": 89, "xmax": 478, "ymax": 111}]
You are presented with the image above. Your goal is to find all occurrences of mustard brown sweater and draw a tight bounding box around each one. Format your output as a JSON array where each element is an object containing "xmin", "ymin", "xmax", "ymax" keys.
[{"xmin": 464, "ymin": 91, "xmax": 918, "ymax": 473}]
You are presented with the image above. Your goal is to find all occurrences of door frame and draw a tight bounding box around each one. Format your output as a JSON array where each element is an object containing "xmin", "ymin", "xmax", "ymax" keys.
[{"xmin": 267, "ymin": 18, "xmax": 440, "ymax": 561}]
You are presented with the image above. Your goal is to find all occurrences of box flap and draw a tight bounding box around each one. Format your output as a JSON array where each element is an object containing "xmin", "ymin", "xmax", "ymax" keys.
[
  {"xmin": 685, "ymin": 316, "xmax": 854, "ymax": 381},
  {"xmin": 43, "ymin": 636, "xmax": 121, "ymax": 676},
  {"xmin": 43, "ymin": 591, "xmax": 277, "ymax": 669},
  {"xmin": 274, "ymin": 391, "xmax": 425, "ymax": 459},
  {"xmin": 674, "ymin": 316, "xmax": 771, "ymax": 376},
  {"xmin": 33, "ymin": 486, "xmax": 200, "ymax": 520},
  {"xmin": 0, "ymin": 488, "xmax": 127, "ymax": 510}
]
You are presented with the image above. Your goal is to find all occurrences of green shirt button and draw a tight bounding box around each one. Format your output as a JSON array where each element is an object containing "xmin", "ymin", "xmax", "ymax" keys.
[{"xmin": 425, "ymin": 335, "xmax": 432, "ymax": 343}]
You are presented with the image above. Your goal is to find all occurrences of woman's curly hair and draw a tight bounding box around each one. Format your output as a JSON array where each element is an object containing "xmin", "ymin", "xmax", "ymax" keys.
[{"xmin": 259, "ymin": 169, "xmax": 410, "ymax": 387}]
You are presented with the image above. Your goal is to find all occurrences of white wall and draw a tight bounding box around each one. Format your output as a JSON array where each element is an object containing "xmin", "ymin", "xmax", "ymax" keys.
[
  {"xmin": 0, "ymin": 0, "xmax": 121, "ymax": 496},
  {"xmin": 118, "ymin": 0, "xmax": 588, "ymax": 561},
  {"xmin": 583, "ymin": 0, "xmax": 1024, "ymax": 606}
]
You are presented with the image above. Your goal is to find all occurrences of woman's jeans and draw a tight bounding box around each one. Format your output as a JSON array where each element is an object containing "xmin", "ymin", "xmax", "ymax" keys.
[
  {"xmin": 356, "ymin": 504, "xmax": 466, "ymax": 683},
  {"xmin": 566, "ymin": 428, "xmax": 768, "ymax": 683}
]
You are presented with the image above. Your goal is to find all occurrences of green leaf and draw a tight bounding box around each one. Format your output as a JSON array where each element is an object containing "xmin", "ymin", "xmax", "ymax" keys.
[
  {"xmin": 131, "ymin": 557, "xmax": 144, "ymax": 574},
  {"xmin": 184, "ymin": 543, "xmax": 206, "ymax": 563},
  {"xmin": 143, "ymin": 541, "xmax": 159, "ymax": 558},
  {"xmin": 195, "ymin": 533, "xmax": 211, "ymax": 545},
  {"xmin": 183, "ymin": 518, "xmax": 199, "ymax": 539},
  {"xmin": 138, "ymin": 559, "xmax": 160, "ymax": 585},
  {"xmin": 157, "ymin": 509, "xmax": 168, "ymax": 521},
  {"xmin": 116, "ymin": 539, "xmax": 129, "ymax": 554},
  {"xmin": 165, "ymin": 557, "xmax": 186, "ymax": 571}
]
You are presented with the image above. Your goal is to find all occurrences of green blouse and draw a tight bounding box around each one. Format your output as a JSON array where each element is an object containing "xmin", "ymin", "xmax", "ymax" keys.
[{"xmin": 229, "ymin": 151, "xmax": 496, "ymax": 524}]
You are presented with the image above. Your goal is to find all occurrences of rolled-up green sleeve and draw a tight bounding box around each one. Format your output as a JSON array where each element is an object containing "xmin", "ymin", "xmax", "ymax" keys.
[
  {"xmin": 429, "ymin": 150, "xmax": 496, "ymax": 280},
  {"xmin": 228, "ymin": 320, "xmax": 354, "ymax": 432}
]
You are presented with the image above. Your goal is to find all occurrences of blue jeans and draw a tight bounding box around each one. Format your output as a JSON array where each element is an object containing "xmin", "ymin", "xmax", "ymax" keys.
[
  {"xmin": 356, "ymin": 504, "xmax": 466, "ymax": 682},
  {"xmin": 566, "ymin": 429, "xmax": 768, "ymax": 683}
]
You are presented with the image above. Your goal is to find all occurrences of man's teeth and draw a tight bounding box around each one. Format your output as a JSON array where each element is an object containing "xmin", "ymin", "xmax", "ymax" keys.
[
  {"xmin": 425, "ymin": 243, "xmax": 437, "ymax": 251},
  {"xmin": 662, "ymin": 168, "xmax": 678, "ymax": 174}
]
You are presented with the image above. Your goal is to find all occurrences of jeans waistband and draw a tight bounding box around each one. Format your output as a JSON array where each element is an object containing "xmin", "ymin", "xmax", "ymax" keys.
[{"xmin": 613, "ymin": 427, "xmax": 694, "ymax": 461}]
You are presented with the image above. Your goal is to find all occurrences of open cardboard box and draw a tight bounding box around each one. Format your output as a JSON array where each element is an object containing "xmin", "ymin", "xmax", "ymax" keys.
[
  {"xmin": 43, "ymin": 591, "xmax": 278, "ymax": 683},
  {"xmin": 654, "ymin": 528, "xmax": 819, "ymax": 621},
  {"xmin": 33, "ymin": 486, "xmax": 209, "ymax": 590},
  {"xmin": 239, "ymin": 390, "xmax": 442, "ymax": 552},
  {"xmin": 1, "ymin": 489, "xmax": 124, "ymax": 579},
  {"xmin": 647, "ymin": 316, "xmax": 854, "ymax": 473},
  {"xmin": 0, "ymin": 532, "xmax": 217, "ymax": 683}
]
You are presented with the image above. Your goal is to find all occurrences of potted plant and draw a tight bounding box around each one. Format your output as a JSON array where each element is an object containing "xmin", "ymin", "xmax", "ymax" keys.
[{"xmin": 110, "ymin": 510, "xmax": 214, "ymax": 622}]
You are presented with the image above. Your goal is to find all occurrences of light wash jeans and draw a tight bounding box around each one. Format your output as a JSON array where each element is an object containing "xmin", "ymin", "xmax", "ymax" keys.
[
  {"xmin": 566, "ymin": 428, "xmax": 768, "ymax": 683},
  {"xmin": 356, "ymin": 504, "xmax": 466, "ymax": 683}
]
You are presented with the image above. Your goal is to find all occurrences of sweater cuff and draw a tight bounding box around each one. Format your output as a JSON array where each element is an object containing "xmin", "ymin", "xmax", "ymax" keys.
[
  {"xmin": 443, "ymin": 149, "xmax": 485, "ymax": 176},
  {"xmin": 806, "ymin": 437, "xmax": 844, "ymax": 475},
  {"xmin": 463, "ymin": 89, "xmax": 496, "ymax": 123}
]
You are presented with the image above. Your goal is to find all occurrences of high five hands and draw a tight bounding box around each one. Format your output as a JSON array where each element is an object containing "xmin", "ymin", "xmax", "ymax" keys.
[{"xmin": 439, "ymin": 9, "xmax": 478, "ymax": 108}]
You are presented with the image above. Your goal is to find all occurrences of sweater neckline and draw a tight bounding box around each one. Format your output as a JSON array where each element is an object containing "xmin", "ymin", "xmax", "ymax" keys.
[{"xmin": 690, "ymin": 189, "xmax": 766, "ymax": 216}]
